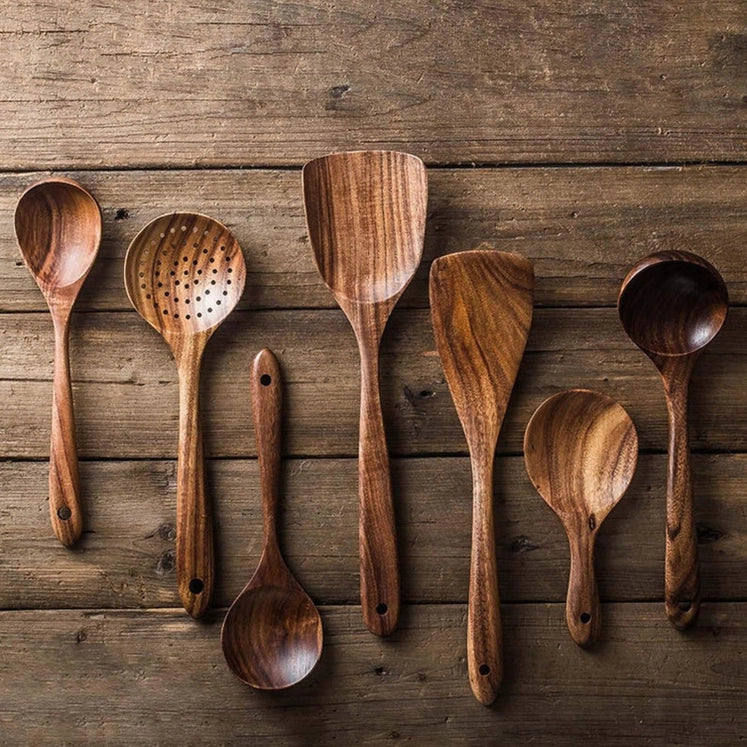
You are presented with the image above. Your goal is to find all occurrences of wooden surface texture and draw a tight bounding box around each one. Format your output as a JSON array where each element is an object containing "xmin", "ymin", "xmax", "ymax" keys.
[{"xmin": 0, "ymin": 0, "xmax": 745, "ymax": 744}]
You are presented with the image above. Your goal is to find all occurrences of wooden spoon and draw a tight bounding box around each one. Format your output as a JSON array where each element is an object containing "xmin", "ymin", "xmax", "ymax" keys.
[
  {"xmin": 221, "ymin": 349, "xmax": 323, "ymax": 689},
  {"xmin": 618, "ymin": 250, "xmax": 728, "ymax": 629},
  {"xmin": 429, "ymin": 247, "xmax": 534, "ymax": 705},
  {"xmin": 523, "ymin": 389, "xmax": 638, "ymax": 646},
  {"xmin": 302, "ymin": 150, "xmax": 427, "ymax": 636},
  {"xmin": 14, "ymin": 177, "xmax": 102, "ymax": 547},
  {"xmin": 124, "ymin": 213, "xmax": 246, "ymax": 618}
]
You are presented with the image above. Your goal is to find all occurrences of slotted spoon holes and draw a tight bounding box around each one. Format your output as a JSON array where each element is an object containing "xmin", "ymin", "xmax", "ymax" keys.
[{"xmin": 126, "ymin": 213, "xmax": 245, "ymax": 333}]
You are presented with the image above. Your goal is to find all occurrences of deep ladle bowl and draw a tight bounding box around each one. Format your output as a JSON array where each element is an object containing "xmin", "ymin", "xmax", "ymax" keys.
[{"xmin": 618, "ymin": 250, "xmax": 728, "ymax": 629}]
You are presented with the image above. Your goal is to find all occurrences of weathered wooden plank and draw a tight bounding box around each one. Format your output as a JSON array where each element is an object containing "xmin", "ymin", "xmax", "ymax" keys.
[
  {"xmin": 0, "ymin": 604, "xmax": 743, "ymax": 745},
  {"xmin": 0, "ymin": 1, "xmax": 745, "ymax": 168},
  {"xmin": 1, "ymin": 166, "xmax": 745, "ymax": 312},
  {"xmin": 0, "ymin": 454, "xmax": 743, "ymax": 609},
  {"xmin": 0, "ymin": 308, "xmax": 743, "ymax": 458}
]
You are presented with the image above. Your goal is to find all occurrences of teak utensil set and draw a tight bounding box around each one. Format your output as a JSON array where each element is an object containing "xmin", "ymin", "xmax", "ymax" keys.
[{"xmin": 13, "ymin": 151, "xmax": 729, "ymax": 705}]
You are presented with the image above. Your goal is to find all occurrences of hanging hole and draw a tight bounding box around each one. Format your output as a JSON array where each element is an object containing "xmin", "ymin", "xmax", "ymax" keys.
[
  {"xmin": 478, "ymin": 664, "xmax": 490, "ymax": 676},
  {"xmin": 376, "ymin": 603, "xmax": 388, "ymax": 615},
  {"xmin": 580, "ymin": 613, "xmax": 591, "ymax": 624},
  {"xmin": 260, "ymin": 374, "xmax": 272, "ymax": 386},
  {"xmin": 57, "ymin": 506, "xmax": 72, "ymax": 520},
  {"xmin": 188, "ymin": 578, "xmax": 204, "ymax": 594},
  {"xmin": 678, "ymin": 599, "xmax": 692, "ymax": 612}
]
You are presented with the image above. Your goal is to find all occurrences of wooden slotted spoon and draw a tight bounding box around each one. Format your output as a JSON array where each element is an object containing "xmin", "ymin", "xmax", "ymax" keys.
[
  {"xmin": 302, "ymin": 150, "xmax": 427, "ymax": 636},
  {"xmin": 124, "ymin": 212, "xmax": 246, "ymax": 618},
  {"xmin": 429, "ymin": 247, "xmax": 534, "ymax": 705}
]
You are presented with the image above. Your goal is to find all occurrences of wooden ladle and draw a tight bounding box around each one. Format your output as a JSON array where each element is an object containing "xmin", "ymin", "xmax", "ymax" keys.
[
  {"xmin": 302, "ymin": 150, "xmax": 427, "ymax": 636},
  {"xmin": 125, "ymin": 213, "xmax": 246, "ymax": 618},
  {"xmin": 618, "ymin": 250, "xmax": 728, "ymax": 629},
  {"xmin": 14, "ymin": 177, "xmax": 102, "ymax": 547},
  {"xmin": 221, "ymin": 349, "xmax": 323, "ymax": 689},
  {"xmin": 429, "ymin": 248, "xmax": 534, "ymax": 705},
  {"xmin": 523, "ymin": 390, "xmax": 638, "ymax": 647}
]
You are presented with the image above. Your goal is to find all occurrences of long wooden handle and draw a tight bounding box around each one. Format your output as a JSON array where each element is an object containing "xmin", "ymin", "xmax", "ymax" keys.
[
  {"xmin": 251, "ymin": 349, "xmax": 282, "ymax": 555},
  {"xmin": 664, "ymin": 374, "xmax": 700, "ymax": 629},
  {"xmin": 358, "ymin": 345, "xmax": 399, "ymax": 636},
  {"xmin": 467, "ymin": 453, "xmax": 502, "ymax": 706},
  {"xmin": 176, "ymin": 351, "xmax": 213, "ymax": 618},
  {"xmin": 566, "ymin": 529, "xmax": 601, "ymax": 646},
  {"xmin": 49, "ymin": 315, "xmax": 83, "ymax": 547}
]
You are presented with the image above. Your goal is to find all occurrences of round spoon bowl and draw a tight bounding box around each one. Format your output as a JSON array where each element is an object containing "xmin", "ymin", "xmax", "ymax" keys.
[
  {"xmin": 221, "ymin": 584, "xmax": 323, "ymax": 689},
  {"xmin": 524, "ymin": 389, "xmax": 638, "ymax": 519},
  {"xmin": 618, "ymin": 251, "xmax": 728, "ymax": 356},
  {"xmin": 124, "ymin": 212, "xmax": 246, "ymax": 338},
  {"xmin": 15, "ymin": 178, "xmax": 102, "ymax": 290}
]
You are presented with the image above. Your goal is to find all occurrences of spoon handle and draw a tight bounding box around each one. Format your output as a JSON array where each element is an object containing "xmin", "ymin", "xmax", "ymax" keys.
[
  {"xmin": 49, "ymin": 314, "xmax": 83, "ymax": 547},
  {"xmin": 251, "ymin": 349, "xmax": 282, "ymax": 554},
  {"xmin": 358, "ymin": 344, "xmax": 399, "ymax": 636},
  {"xmin": 663, "ymin": 363, "xmax": 700, "ymax": 629},
  {"xmin": 176, "ymin": 346, "xmax": 213, "ymax": 618},
  {"xmin": 566, "ymin": 528, "xmax": 602, "ymax": 646},
  {"xmin": 467, "ymin": 451, "xmax": 502, "ymax": 705}
]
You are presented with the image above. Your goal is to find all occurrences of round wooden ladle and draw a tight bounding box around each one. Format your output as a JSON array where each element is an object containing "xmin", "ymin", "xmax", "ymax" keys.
[
  {"xmin": 221, "ymin": 349, "xmax": 323, "ymax": 689},
  {"xmin": 524, "ymin": 390, "xmax": 638, "ymax": 646},
  {"xmin": 124, "ymin": 212, "xmax": 246, "ymax": 618},
  {"xmin": 14, "ymin": 178, "xmax": 102, "ymax": 547},
  {"xmin": 618, "ymin": 250, "xmax": 728, "ymax": 629}
]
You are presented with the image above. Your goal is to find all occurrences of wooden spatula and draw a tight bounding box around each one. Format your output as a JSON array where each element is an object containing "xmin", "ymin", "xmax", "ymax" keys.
[{"xmin": 429, "ymin": 247, "xmax": 534, "ymax": 706}]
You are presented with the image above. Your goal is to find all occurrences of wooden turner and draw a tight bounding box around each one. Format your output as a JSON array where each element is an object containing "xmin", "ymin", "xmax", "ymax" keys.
[{"xmin": 429, "ymin": 247, "xmax": 534, "ymax": 705}]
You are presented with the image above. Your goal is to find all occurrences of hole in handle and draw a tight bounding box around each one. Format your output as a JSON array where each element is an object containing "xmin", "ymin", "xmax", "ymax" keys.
[
  {"xmin": 580, "ymin": 612, "xmax": 591, "ymax": 624},
  {"xmin": 678, "ymin": 599, "xmax": 692, "ymax": 612},
  {"xmin": 57, "ymin": 506, "xmax": 72, "ymax": 521},
  {"xmin": 478, "ymin": 664, "xmax": 490, "ymax": 676},
  {"xmin": 376, "ymin": 603, "xmax": 388, "ymax": 615},
  {"xmin": 260, "ymin": 374, "xmax": 272, "ymax": 386},
  {"xmin": 189, "ymin": 578, "xmax": 204, "ymax": 594}
]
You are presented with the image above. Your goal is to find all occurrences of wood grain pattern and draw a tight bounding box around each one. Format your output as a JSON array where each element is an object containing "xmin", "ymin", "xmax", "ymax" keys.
[
  {"xmin": 14, "ymin": 177, "xmax": 102, "ymax": 546},
  {"xmin": 524, "ymin": 390, "xmax": 638, "ymax": 646},
  {"xmin": 303, "ymin": 151, "xmax": 427, "ymax": 635},
  {"xmin": 124, "ymin": 213, "xmax": 246, "ymax": 618},
  {"xmin": 1, "ymin": 167, "xmax": 746, "ymax": 312},
  {"xmin": 0, "ymin": 307, "xmax": 743, "ymax": 459},
  {"xmin": 221, "ymin": 349, "xmax": 323, "ymax": 689},
  {"xmin": 619, "ymin": 250, "xmax": 729, "ymax": 630},
  {"xmin": 0, "ymin": 1, "xmax": 745, "ymax": 168},
  {"xmin": 0, "ymin": 454, "xmax": 744, "ymax": 611},
  {"xmin": 430, "ymin": 248, "xmax": 533, "ymax": 704},
  {"xmin": 0, "ymin": 604, "xmax": 745, "ymax": 745}
]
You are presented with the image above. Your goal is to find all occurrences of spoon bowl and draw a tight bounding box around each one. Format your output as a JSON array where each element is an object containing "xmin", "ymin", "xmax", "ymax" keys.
[
  {"xmin": 14, "ymin": 177, "xmax": 102, "ymax": 546},
  {"xmin": 618, "ymin": 251, "xmax": 728, "ymax": 356},
  {"xmin": 524, "ymin": 389, "xmax": 638, "ymax": 646},
  {"xmin": 221, "ymin": 350, "xmax": 323, "ymax": 689},
  {"xmin": 618, "ymin": 250, "xmax": 728, "ymax": 629},
  {"xmin": 125, "ymin": 212, "xmax": 246, "ymax": 618},
  {"xmin": 16, "ymin": 178, "xmax": 101, "ymax": 291}
]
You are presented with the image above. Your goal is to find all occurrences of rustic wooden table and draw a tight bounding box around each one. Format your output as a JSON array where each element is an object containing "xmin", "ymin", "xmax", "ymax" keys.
[{"xmin": 0, "ymin": 2, "xmax": 745, "ymax": 744}]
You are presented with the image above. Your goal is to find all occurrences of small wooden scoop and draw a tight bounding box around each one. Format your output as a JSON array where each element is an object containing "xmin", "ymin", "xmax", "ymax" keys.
[
  {"xmin": 429, "ymin": 248, "xmax": 533, "ymax": 705},
  {"xmin": 221, "ymin": 350, "xmax": 323, "ymax": 689},
  {"xmin": 618, "ymin": 250, "xmax": 728, "ymax": 629},
  {"xmin": 303, "ymin": 150, "xmax": 427, "ymax": 636},
  {"xmin": 524, "ymin": 390, "xmax": 638, "ymax": 646},
  {"xmin": 14, "ymin": 178, "xmax": 102, "ymax": 546}
]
